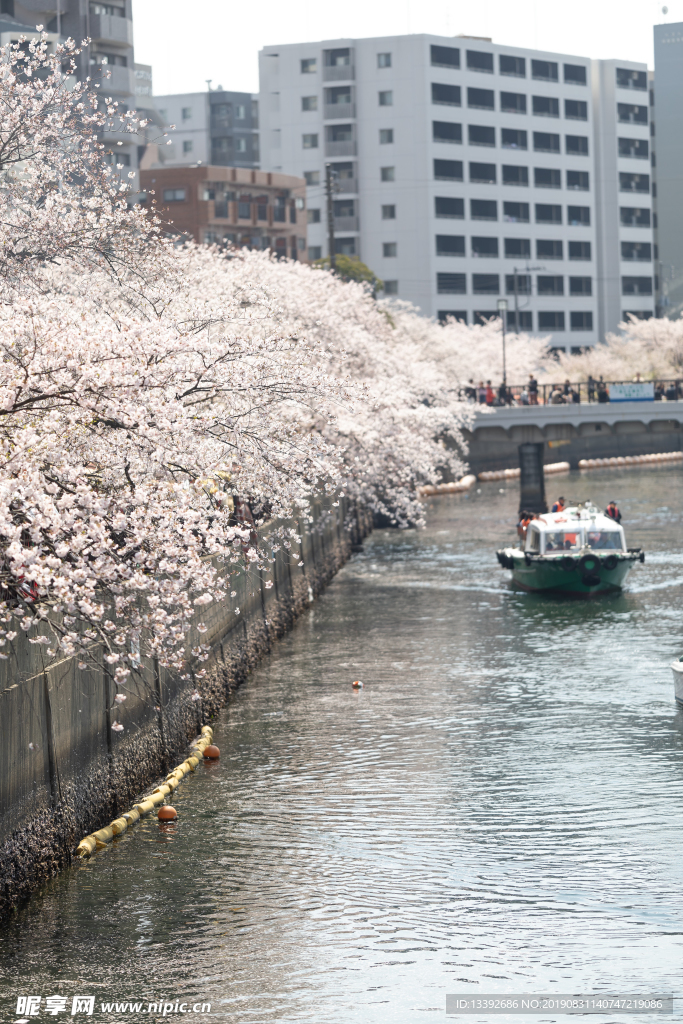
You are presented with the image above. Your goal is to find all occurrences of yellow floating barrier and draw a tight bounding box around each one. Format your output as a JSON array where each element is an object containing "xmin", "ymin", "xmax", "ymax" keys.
[{"xmin": 76, "ymin": 726, "xmax": 213, "ymax": 858}]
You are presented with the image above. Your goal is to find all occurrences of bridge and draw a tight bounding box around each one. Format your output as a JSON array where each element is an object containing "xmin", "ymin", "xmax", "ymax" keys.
[{"xmin": 464, "ymin": 400, "xmax": 683, "ymax": 473}]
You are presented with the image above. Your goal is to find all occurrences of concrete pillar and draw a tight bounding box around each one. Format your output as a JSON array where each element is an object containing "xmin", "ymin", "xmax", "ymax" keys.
[{"xmin": 518, "ymin": 442, "xmax": 547, "ymax": 514}]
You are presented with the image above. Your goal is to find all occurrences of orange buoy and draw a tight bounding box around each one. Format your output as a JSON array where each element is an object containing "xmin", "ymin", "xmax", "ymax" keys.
[
  {"xmin": 203, "ymin": 744, "xmax": 220, "ymax": 759},
  {"xmin": 158, "ymin": 805, "xmax": 178, "ymax": 821},
  {"xmin": 352, "ymin": 680, "xmax": 364, "ymax": 689}
]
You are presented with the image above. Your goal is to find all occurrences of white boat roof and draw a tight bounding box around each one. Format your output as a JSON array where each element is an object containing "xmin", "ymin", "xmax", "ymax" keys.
[{"xmin": 528, "ymin": 503, "xmax": 622, "ymax": 532}]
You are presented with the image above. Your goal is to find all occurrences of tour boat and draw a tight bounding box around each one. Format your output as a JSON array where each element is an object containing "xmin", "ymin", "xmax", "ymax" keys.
[{"xmin": 496, "ymin": 501, "xmax": 644, "ymax": 595}]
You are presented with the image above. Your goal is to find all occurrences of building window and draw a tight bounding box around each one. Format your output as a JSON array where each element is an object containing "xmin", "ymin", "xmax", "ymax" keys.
[
  {"xmin": 473, "ymin": 310, "xmax": 498, "ymax": 325},
  {"xmin": 622, "ymin": 276, "xmax": 653, "ymax": 295},
  {"xmin": 304, "ymin": 171, "xmax": 320, "ymax": 185},
  {"xmin": 565, "ymin": 99, "xmax": 588, "ymax": 120},
  {"xmin": 163, "ymin": 188, "xmax": 186, "ymax": 202},
  {"xmin": 379, "ymin": 90, "xmax": 393, "ymax": 106},
  {"xmin": 326, "ymin": 85, "xmax": 352, "ymax": 107},
  {"xmin": 383, "ymin": 242, "xmax": 397, "ymax": 257},
  {"xmin": 238, "ymin": 200, "xmax": 251, "ymax": 218},
  {"xmin": 616, "ymin": 68, "xmax": 647, "ymax": 90},
  {"xmin": 502, "ymin": 128, "xmax": 527, "ymax": 150},
  {"xmin": 436, "ymin": 235, "xmax": 465, "ymax": 256},
  {"xmin": 569, "ymin": 276, "xmax": 592, "ymax": 295},
  {"xmin": 531, "ymin": 59, "xmax": 558, "ymax": 82},
  {"xmin": 435, "ymin": 196, "xmax": 464, "ymax": 218},
  {"xmin": 466, "ymin": 50, "xmax": 494, "ymax": 73},
  {"xmin": 472, "ymin": 237, "xmax": 499, "ymax": 258},
  {"xmin": 181, "ymin": 107, "xmax": 192, "ymax": 120},
  {"xmin": 235, "ymin": 105, "xmax": 246, "ymax": 119},
  {"xmin": 381, "ymin": 166, "xmax": 395, "ymax": 181},
  {"xmin": 235, "ymin": 138, "xmax": 247, "ymax": 152},
  {"xmin": 568, "ymin": 205, "xmax": 590, "ymax": 225},
  {"xmin": 307, "ymin": 208, "xmax": 321, "ymax": 223},
  {"xmin": 566, "ymin": 135, "xmax": 589, "ymax": 155},
  {"xmin": 431, "ymin": 44, "xmax": 460, "ymax": 69},
  {"xmin": 567, "ymin": 170, "xmax": 589, "ymax": 190},
  {"xmin": 183, "ymin": 140, "xmax": 193, "ymax": 154},
  {"xmin": 570, "ymin": 311, "xmax": 593, "ymax": 330},
  {"xmin": 618, "ymin": 137, "xmax": 648, "ymax": 159},
  {"xmin": 500, "ymin": 91, "xmax": 526, "ymax": 114},
  {"xmin": 301, "ymin": 58, "xmax": 317, "ymax": 73},
  {"xmin": 507, "ymin": 310, "xmax": 533, "ymax": 330},
  {"xmin": 438, "ymin": 310, "xmax": 468, "ymax": 323},
  {"xmin": 537, "ymin": 239, "xmax": 563, "ymax": 259},
  {"xmin": 378, "ymin": 52, "xmax": 392, "ymax": 68},
  {"xmin": 383, "ymin": 280, "xmax": 398, "ymax": 294},
  {"xmin": 333, "ymin": 198, "xmax": 354, "ymax": 217},
  {"xmin": 437, "ymin": 272, "xmax": 466, "ymax": 293},
  {"xmin": 534, "ymin": 167, "xmax": 561, "ymax": 189},
  {"xmin": 382, "ymin": 204, "xmax": 396, "ymax": 219},
  {"xmin": 617, "ymin": 103, "xmax": 648, "ymax": 125},
  {"xmin": 533, "ymin": 131, "xmax": 560, "ymax": 153},
  {"xmin": 620, "ymin": 206, "xmax": 651, "ymax": 227},
  {"xmin": 619, "ymin": 172, "xmax": 649, "ymax": 193},
  {"xmin": 505, "ymin": 164, "xmax": 532, "ymax": 187},
  {"xmin": 471, "ymin": 199, "xmax": 497, "ymax": 220},
  {"xmin": 538, "ymin": 275, "xmax": 564, "ymax": 295},
  {"xmin": 472, "ymin": 273, "xmax": 500, "ymax": 293},
  {"xmin": 467, "ymin": 87, "xmax": 495, "ymax": 110},
  {"xmin": 503, "ymin": 201, "xmax": 529, "ymax": 222},
  {"xmin": 433, "ymin": 121, "xmax": 462, "ymax": 143},
  {"xmin": 379, "ymin": 128, "xmax": 394, "ymax": 144},
  {"xmin": 564, "ymin": 63, "xmax": 587, "ymax": 85},
  {"xmin": 504, "ymin": 238, "xmax": 531, "ymax": 258},
  {"xmin": 533, "ymin": 95, "xmax": 559, "ymax": 117},
  {"xmin": 538, "ymin": 311, "xmax": 565, "ymax": 329},
  {"xmin": 500, "ymin": 55, "xmax": 526, "ymax": 78},
  {"xmin": 335, "ymin": 237, "xmax": 356, "ymax": 255},
  {"xmin": 470, "ymin": 162, "xmax": 496, "ymax": 183},
  {"xmin": 569, "ymin": 240, "xmax": 592, "ymax": 260},
  {"xmin": 302, "ymin": 133, "xmax": 318, "ymax": 149},
  {"xmin": 468, "ymin": 124, "xmax": 495, "ymax": 147},
  {"xmin": 432, "ymin": 82, "xmax": 461, "ymax": 106},
  {"xmin": 434, "ymin": 159, "xmax": 463, "ymax": 181},
  {"xmin": 302, "ymin": 95, "xmax": 318, "ymax": 111},
  {"xmin": 621, "ymin": 241, "xmax": 651, "ymax": 261},
  {"xmin": 535, "ymin": 203, "xmax": 562, "ymax": 224},
  {"xmin": 622, "ymin": 309, "xmax": 653, "ymax": 321},
  {"xmin": 308, "ymin": 245, "xmax": 322, "ymax": 259},
  {"xmin": 505, "ymin": 273, "xmax": 532, "ymax": 294}
]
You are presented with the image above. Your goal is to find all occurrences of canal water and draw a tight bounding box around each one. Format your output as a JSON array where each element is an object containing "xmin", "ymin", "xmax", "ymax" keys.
[{"xmin": 2, "ymin": 467, "xmax": 683, "ymax": 1024}]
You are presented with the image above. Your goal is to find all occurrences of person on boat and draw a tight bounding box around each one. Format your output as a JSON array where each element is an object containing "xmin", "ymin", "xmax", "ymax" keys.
[
  {"xmin": 606, "ymin": 500, "xmax": 622, "ymax": 523},
  {"xmin": 551, "ymin": 496, "xmax": 566, "ymax": 513},
  {"xmin": 517, "ymin": 510, "xmax": 532, "ymax": 538}
]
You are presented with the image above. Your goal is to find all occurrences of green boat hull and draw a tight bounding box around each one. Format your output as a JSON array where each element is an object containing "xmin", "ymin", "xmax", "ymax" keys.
[{"xmin": 501, "ymin": 550, "xmax": 636, "ymax": 595}]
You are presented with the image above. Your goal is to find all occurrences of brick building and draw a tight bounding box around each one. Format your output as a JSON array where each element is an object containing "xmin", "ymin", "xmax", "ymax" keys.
[{"xmin": 139, "ymin": 165, "xmax": 308, "ymax": 259}]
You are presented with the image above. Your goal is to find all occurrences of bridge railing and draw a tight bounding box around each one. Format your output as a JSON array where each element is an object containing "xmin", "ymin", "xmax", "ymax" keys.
[{"xmin": 463, "ymin": 379, "xmax": 683, "ymax": 407}]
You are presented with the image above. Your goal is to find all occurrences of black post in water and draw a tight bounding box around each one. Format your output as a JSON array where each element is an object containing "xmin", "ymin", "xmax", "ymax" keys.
[{"xmin": 518, "ymin": 442, "xmax": 547, "ymax": 514}]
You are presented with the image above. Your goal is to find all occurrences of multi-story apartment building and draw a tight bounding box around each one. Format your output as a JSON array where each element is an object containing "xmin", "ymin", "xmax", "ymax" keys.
[
  {"xmin": 139, "ymin": 165, "xmax": 307, "ymax": 259},
  {"xmin": 153, "ymin": 90, "xmax": 260, "ymax": 169},
  {"xmin": 259, "ymin": 34, "xmax": 654, "ymax": 349},
  {"xmin": 653, "ymin": 21, "xmax": 683, "ymax": 319}
]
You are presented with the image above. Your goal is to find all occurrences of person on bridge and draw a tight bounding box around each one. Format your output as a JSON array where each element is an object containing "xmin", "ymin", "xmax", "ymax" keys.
[
  {"xmin": 485, "ymin": 381, "xmax": 495, "ymax": 405},
  {"xmin": 606, "ymin": 500, "xmax": 622, "ymax": 523},
  {"xmin": 528, "ymin": 374, "xmax": 539, "ymax": 406},
  {"xmin": 551, "ymin": 496, "xmax": 566, "ymax": 513}
]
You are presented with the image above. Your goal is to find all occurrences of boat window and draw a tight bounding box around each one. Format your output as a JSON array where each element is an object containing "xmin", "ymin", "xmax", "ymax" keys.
[
  {"xmin": 545, "ymin": 530, "xmax": 581, "ymax": 552},
  {"xmin": 527, "ymin": 527, "xmax": 541, "ymax": 552},
  {"xmin": 586, "ymin": 530, "xmax": 622, "ymax": 550}
]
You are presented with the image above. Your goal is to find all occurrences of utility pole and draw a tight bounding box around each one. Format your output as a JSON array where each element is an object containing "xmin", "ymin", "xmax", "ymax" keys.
[
  {"xmin": 325, "ymin": 162, "xmax": 336, "ymax": 272},
  {"xmin": 497, "ymin": 298, "xmax": 508, "ymax": 385}
]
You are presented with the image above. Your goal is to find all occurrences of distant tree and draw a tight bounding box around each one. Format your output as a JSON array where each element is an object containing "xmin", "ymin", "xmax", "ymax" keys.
[{"xmin": 313, "ymin": 254, "xmax": 383, "ymax": 292}]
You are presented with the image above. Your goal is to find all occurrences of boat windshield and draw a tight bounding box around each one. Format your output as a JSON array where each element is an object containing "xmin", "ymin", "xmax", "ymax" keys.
[
  {"xmin": 586, "ymin": 530, "xmax": 623, "ymax": 550},
  {"xmin": 544, "ymin": 530, "xmax": 582, "ymax": 552}
]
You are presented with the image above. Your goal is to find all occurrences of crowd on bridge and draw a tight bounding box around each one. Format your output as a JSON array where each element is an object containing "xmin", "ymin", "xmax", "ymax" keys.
[{"xmin": 464, "ymin": 375, "xmax": 683, "ymax": 407}]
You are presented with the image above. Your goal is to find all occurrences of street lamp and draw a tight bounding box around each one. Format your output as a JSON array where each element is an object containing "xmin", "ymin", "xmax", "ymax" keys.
[{"xmin": 497, "ymin": 298, "xmax": 508, "ymax": 386}]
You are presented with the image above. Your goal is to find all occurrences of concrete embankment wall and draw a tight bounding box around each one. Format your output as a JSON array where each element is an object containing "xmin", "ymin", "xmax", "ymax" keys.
[{"xmin": 0, "ymin": 499, "xmax": 370, "ymax": 920}]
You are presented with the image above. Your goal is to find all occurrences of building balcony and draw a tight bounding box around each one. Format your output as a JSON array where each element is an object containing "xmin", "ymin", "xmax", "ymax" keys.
[
  {"xmin": 334, "ymin": 215, "xmax": 359, "ymax": 232},
  {"xmin": 89, "ymin": 13, "xmax": 134, "ymax": 48},
  {"xmin": 96, "ymin": 64, "xmax": 134, "ymax": 97},
  {"xmin": 333, "ymin": 177, "xmax": 358, "ymax": 194},
  {"xmin": 323, "ymin": 102, "xmax": 355, "ymax": 120},
  {"xmin": 323, "ymin": 64, "xmax": 355, "ymax": 81},
  {"xmin": 325, "ymin": 139, "xmax": 357, "ymax": 157}
]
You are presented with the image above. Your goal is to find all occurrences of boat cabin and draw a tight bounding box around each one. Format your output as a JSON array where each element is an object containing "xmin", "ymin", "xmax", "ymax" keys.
[{"xmin": 525, "ymin": 505, "xmax": 626, "ymax": 555}]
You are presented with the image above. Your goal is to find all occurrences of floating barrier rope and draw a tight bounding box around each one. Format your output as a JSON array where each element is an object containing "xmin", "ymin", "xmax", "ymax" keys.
[{"xmin": 76, "ymin": 726, "xmax": 214, "ymax": 858}]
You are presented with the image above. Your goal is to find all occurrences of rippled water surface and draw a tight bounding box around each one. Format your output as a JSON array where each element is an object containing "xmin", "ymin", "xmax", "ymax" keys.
[{"xmin": 3, "ymin": 468, "xmax": 683, "ymax": 1023}]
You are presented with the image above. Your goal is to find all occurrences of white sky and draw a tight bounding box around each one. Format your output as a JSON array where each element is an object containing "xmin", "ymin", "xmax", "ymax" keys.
[{"xmin": 132, "ymin": 0, "xmax": 683, "ymax": 97}]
